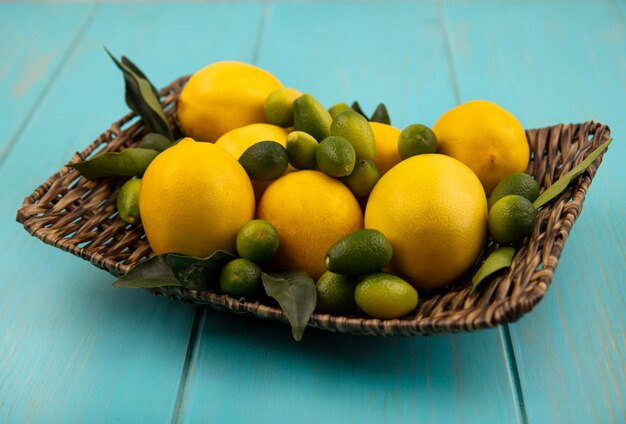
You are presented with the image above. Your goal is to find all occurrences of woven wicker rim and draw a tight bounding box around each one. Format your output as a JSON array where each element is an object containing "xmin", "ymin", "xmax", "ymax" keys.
[{"xmin": 16, "ymin": 76, "xmax": 611, "ymax": 336}]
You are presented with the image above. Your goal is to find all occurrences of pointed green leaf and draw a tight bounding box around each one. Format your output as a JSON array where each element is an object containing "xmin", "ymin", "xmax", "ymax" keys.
[
  {"xmin": 370, "ymin": 103, "xmax": 391, "ymax": 125},
  {"xmin": 470, "ymin": 246, "xmax": 515, "ymax": 295},
  {"xmin": 351, "ymin": 101, "xmax": 368, "ymax": 120},
  {"xmin": 121, "ymin": 55, "xmax": 160, "ymax": 98},
  {"xmin": 533, "ymin": 139, "xmax": 611, "ymax": 209},
  {"xmin": 139, "ymin": 133, "xmax": 175, "ymax": 152},
  {"xmin": 261, "ymin": 270, "xmax": 317, "ymax": 341},
  {"xmin": 69, "ymin": 147, "xmax": 159, "ymax": 179},
  {"xmin": 106, "ymin": 49, "xmax": 173, "ymax": 140},
  {"xmin": 167, "ymin": 251, "xmax": 237, "ymax": 291},
  {"xmin": 113, "ymin": 255, "xmax": 181, "ymax": 288}
]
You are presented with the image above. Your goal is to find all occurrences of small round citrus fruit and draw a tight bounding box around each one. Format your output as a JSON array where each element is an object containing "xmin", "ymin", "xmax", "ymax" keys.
[
  {"xmin": 315, "ymin": 271, "xmax": 357, "ymax": 314},
  {"xmin": 263, "ymin": 87, "xmax": 301, "ymax": 127},
  {"xmin": 354, "ymin": 273, "xmax": 418, "ymax": 319},
  {"xmin": 488, "ymin": 195, "xmax": 537, "ymax": 244},
  {"xmin": 365, "ymin": 154, "xmax": 488, "ymax": 289},
  {"xmin": 433, "ymin": 100, "xmax": 529, "ymax": 195},
  {"xmin": 330, "ymin": 110, "xmax": 376, "ymax": 160},
  {"xmin": 140, "ymin": 138, "xmax": 255, "ymax": 257},
  {"xmin": 257, "ymin": 170, "xmax": 363, "ymax": 279},
  {"xmin": 286, "ymin": 131, "xmax": 318, "ymax": 170},
  {"xmin": 488, "ymin": 172, "xmax": 540, "ymax": 209},
  {"xmin": 343, "ymin": 159, "xmax": 380, "ymax": 198},
  {"xmin": 316, "ymin": 136, "xmax": 356, "ymax": 177},
  {"xmin": 117, "ymin": 178, "xmax": 142, "ymax": 225},
  {"xmin": 177, "ymin": 61, "xmax": 283, "ymax": 142},
  {"xmin": 239, "ymin": 141, "xmax": 289, "ymax": 181},
  {"xmin": 219, "ymin": 258, "xmax": 261, "ymax": 298},
  {"xmin": 236, "ymin": 219, "xmax": 280, "ymax": 264},
  {"xmin": 369, "ymin": 122, "xmax": 402, "ymax": 175},
  {"xmin": 215, "ymin": 123, "xmax": 290, "ymax": 200},
  {"xmin": 328, "ymin": 102, "xmax": 352, "ymax": 119},
  {"xmin": 397, "ymin": 123, "xmax": 438, "ymax": 159}
]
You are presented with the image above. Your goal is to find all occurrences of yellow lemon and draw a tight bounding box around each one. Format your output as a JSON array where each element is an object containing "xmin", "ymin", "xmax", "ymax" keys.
[
  {"xmin": 215, "ymin": 123, "xmax": 289, "ymax": 200},
  {"xmin": 433, "ymin": 100, "xmax": 529, "ymax": 195},
  {"xmin": 215, "ymin": 123, "xmax": 288, "ymax": 159},
  {"xmin": 257, "ymin": 170, "xmax": 363, "ymax": 280},
  {"xmin": 177, "ymin": 61, "xmax": 283, "ymax": 142},
  {"xmin": 364, "ymin": 154, "xmax": 487, "ymax": 289},
  {"xmin": 370, "ymin": 122, "xmax": 402, "ymax": 175},
  {"xmin": 140, "ymin": 138, "xmax": 255, "ymax": 257}
]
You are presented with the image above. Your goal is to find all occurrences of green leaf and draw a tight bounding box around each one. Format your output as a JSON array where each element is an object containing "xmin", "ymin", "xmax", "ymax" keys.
[
  {"xmin": 113, "ymin": 255, "xmax": 181, "ymax": 288},
  {"xmin": 351, "ymin": 101, "xmax": 368, "ymax": 120},
  {"xmin": 69, "ymin": 147, "xmax": 159, "ymax": 179},
  {"xmin": 139, "ymin": 133, "xmax": 175, "ymax": 152},
  {"xmin": 261, "ymin": 270, "xmax": 317, "ymax": 341},
  {"xmin": 121, "ymin": 56, "xmax": 160, "ymax": 99},
  {"xmin": 167, "ymin": 251, "xmax": 237, "ymax": 291},
  {"xmin": 105, "ymin": 49, "xmax": 173, "ymax": 140},
  {"xmin": 370, "ymin": 103, "xmax": 391, "ymax": 125},
  {"xmin": 470, "ymin": 246, "xmax": 516, "ymax": 295},
  {"xmin": 533, "ymin": 138, "xmax": 612, "ymax": 209}
]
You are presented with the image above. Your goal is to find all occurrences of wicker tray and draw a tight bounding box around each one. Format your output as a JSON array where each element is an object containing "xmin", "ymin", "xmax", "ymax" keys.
[{"xmin": 16, "ymin": 76, "xmax": 611, "ymax": 336}]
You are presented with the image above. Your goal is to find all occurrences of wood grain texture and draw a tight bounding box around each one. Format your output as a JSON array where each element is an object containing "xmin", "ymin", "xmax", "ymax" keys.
[
  {"xmin": 180, "ymin": 311, "xmax": 518, "ymax": 424},
  {"xmin": 0, "ymin": 4, "xmax": 94, "ymax": 162},
  {"xmin": 1, "ymin": 3, "xmax": 265, "ymax": 422},
  {"xmin": 442, "ymin": 1, "xmax": 626, "ymax": 422},
  {"xmin": 180, "ymin": 3, "xmax": 518, "ymax": 423}
]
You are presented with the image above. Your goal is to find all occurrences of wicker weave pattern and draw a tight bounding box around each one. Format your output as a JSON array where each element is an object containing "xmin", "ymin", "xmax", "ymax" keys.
[{"xmin": 16, "ymin": 76, "xmax": 611, "ymax": 336}]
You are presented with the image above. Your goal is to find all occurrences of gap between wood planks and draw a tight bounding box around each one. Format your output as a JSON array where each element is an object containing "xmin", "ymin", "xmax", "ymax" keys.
[
  {"xmin": 436, "ymin": 0, "xmax": 529, "ymax": 422},
  {"xmin": 171, "ymin": 2, "xmax": 271, "ymax": 421},
  {"xmin": 0, "ymin": 4, "xmax": 99, "ymax": 170}
]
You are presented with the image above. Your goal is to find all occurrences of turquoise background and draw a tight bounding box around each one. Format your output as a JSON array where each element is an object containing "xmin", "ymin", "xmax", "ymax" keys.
[{"xmin": 1, "ymin": 1, "xmax": 624, "ymax": 422}]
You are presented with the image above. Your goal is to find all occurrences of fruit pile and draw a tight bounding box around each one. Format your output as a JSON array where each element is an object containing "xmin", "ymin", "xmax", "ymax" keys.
[
  {"xmin": 159, "ymin": 60, "xmax": 537, "ymax": 317},
  {"xmin": 74, "ymin": 57, "xmax": 565, "ymax": 330}
]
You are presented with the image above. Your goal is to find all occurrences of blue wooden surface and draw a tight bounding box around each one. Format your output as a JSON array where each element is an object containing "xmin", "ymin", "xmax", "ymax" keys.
[{"xmin": 1, "ymin": 1, "xmax": 624, "ymax": 423}]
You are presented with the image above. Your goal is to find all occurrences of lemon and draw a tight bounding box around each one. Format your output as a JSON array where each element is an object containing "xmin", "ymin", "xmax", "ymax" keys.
[
  {"xmin": 364, "ymin": 154, "xmax": 487, "ymax": 289},
  {"xmin": 117, "ymin": 178, "xmax": 142, "ymax": 225},
  {"xmin": 140, "ymin": 138, "xmax": 255, "ymax": 257},
  {"xmin": 488, "ymin": 195, "xmax": 537, "ymax": 244},
  {"xmin": 315, "ymin": 271, "xmax": 357, "ymax": 314},
  {"xmin": 354, "ymin": 273, "xmax": 418, "ymax": 319},
  {"xmin": 264, "ymin": 87, "xmax": 302, "ymax": 127},
  {"xmin": 316, "ymin": 136, "xmax": 356, "ymax": 177},
  {"xmin": 433, "ymin": 100, "xmax": 530, "ymax": 195},
  {"xmin": 369, "ymin": 122, "xmax": 402, "ymax": 175},
  {"xmin": 257, "ymin": 170, "xmax": 363, "ymax": 279},
  {"xmin": 215, "ymin": 123, "xmax": 288, "ymax": 159},
  {"xmin": 219, "ymin": 258, "xmax": 261, "ymax": 298},
  {"xmin": 488, "ymin": 172, "xmax": 540, "ymax": 209},
  {"xmin": 177, "ymin": 61, "xmax": 283, "ymax": 142},
  {"xmin": 236, "ymin": 219, "xmax": 280, "ymax": 264}
]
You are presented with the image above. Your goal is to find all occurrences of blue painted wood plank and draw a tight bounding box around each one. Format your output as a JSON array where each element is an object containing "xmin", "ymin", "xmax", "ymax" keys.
[
  {"xmin": 182, "ymin": 311, "xmax": 518, "ymax": 424},
  {"xmin": 179, "ymin": 3, "xmax": 519, "ymax": 423},
  {"xmin": 0, "ymin": 4, "xmax": 94, "ymax": 160},
  {"xmin": 0, "ymin": 3, "xmax": 265, "ymax": 422},
  {"xmin": 442, "ymin": 1, "xmax": 626, "ymax": 422}
]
